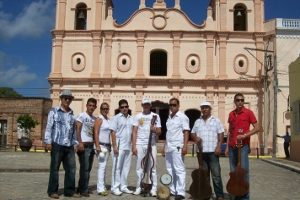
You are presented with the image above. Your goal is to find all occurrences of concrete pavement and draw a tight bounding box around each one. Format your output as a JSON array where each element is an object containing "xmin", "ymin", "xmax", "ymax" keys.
[{"xmin": 0, "ymin": 151, "xmax": 300, "ymax": 200}]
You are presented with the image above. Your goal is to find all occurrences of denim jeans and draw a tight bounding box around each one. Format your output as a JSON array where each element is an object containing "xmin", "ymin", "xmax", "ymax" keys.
[
  {"xmin": 228, "ymin": 145, "xmax": 250, "ymax": 200},
  {"xmin": 202, "ymin": 152, "xmax": 224, "ymax": 198},
  {"xmin": 47, "ymin": 143, "xmax": 76, "ymax": 196},
  {"xmin": 77, "ymin": 143, "xmax": 95, "ymax": 194}
]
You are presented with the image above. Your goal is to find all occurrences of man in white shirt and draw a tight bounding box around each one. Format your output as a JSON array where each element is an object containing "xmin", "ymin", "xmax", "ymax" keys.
[
  {"xmin": 132, "ymin": 98, "xmax": 162, "ymax": 197},
  {"xmin": 191, "ymin": 101, "xmax": 224, "ymax": 200},
  {"xmin": 110, "ymin": 99, "xmax": 133, "ymax": 196},
  {"xmin": 76, "ymin": 98, "xmax": 97, "ymax": 197},
  {"xmin": 164, "ymin": 97, "xmax": 190, "ymax": 200}
]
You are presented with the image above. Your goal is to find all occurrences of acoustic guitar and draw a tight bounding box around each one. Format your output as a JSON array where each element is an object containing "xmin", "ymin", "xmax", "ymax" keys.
[
  {"xmin": 189, "ymin": 142, "xmax": 212, "ymax": 200},
  {"xmin": 226, "ymin": 142, "xmax": 249, "ymax": 196}
]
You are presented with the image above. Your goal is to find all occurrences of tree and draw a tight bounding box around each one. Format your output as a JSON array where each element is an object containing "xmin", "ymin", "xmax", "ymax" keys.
[
  {"xmin": 17, "ymin": 114, "xmax": 39, "ymax": 138},
  {"xmin": 0, "ymin": 87, "xmax": 23, "ymax": 97}
]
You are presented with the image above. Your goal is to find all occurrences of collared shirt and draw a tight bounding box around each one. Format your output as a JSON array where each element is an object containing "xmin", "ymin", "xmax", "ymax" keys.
[
  {"xmin": 165, "ymin": 111, "xmax": 190, "ymax": 152},
  {"xmin": 98, "ymin": 114, "xmax": 111, "ymax": 144},
  {"xmin": 110, "ymin": 112, "xmax": 133, "ymax": 150},
  {"xmin": 191, "ymin": 115, "xmax": 224, "ymax": 152},
  {"xmin": 228, "ymin": 106, "xmax": 257, "ymax": 147},
  {"xmin": 133, "ymin": 112, "xmax": 162, "ymax": 145},
  {"xmin": 44, "ymin": 106, "xmax": 77, "ymax": 147},
  {"xmin": 76, "ymin": 112, "xmax": 96, "ymax": 143}
]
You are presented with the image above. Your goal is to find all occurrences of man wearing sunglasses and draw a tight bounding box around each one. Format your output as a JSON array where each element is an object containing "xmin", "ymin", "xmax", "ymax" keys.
[
  {"xmin": 44, "ymin": 89, "xmax": 80, "ymax": 199},
  {"xmin": 110, "ymin": 99, "xmax": 134, "ymax": 196},
  {"xmin": 226, "ymin": 93, "xmax": 260, "ymax": 200},
  {"xmin": 164, "ymin": 97, "xmax": 190, "ymax": 200}
]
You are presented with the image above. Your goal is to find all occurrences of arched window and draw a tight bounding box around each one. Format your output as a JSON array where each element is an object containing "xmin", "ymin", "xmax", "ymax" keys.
[
  {"xmin": 233, "ymin": 4, "xmax": 247, "ymax": 31},
  {"xmin": 75, "ymin": 3, "xmax": 87, "ymax": 30},
  {"xmin": 150, "ymin": 50, "xmax": 167, "ymax": 76}
]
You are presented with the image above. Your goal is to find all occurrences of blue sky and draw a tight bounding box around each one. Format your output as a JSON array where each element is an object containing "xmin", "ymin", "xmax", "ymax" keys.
[{"xmin": 0, "ymin": 0, "xmax": 299, "ymax": 97}]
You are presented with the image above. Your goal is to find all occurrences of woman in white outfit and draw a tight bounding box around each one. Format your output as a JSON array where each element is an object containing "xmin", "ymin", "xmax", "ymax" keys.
[{"xmin": 94, "ymin": 102, "xmax": 111, "ymax": 196}]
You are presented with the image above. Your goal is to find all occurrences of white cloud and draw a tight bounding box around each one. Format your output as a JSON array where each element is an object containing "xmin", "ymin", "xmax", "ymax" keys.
[
  {"xmin": 0, "ymin": 0, "xmax": 55, "ymax": 41},
  {"xmin": 0, "ymin": 52, "xmax": 37, "ymax": 87}
]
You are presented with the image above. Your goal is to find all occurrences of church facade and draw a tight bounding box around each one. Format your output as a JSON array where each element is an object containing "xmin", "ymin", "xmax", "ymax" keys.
[{"xmin": 49, "ymin": 0, "xmax": 265, "ymax": 153}]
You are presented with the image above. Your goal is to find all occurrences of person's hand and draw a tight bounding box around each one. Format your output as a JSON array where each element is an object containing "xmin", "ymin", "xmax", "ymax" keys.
[
  {"xmin": 161, "ymin": 147, "xmax": 165, "ymax": 157},
  {"xmin": 113, "ymin": 145, "xmax": 119, "ymax": 156},
  {"xmin": 132, "ymin": 146, "xmax": 137, "ymax": 156},
  {"xmin": 225, "ymin": 146, "xmax": 229, "ymax": 157},
  {"xmin": 237, "ymin": 134, "xmax": 247, "ymax": 141},
  {"xmin": 196, "ymin": 137, "xmax": 202, "ymax": 145},
  {"xmin": 95, "ymin": 146, "xmax": 101, "ymax": 155},
  {"xmin": 45, "ymin": 144, "xmax": 52, "ymax": 151},
  {"xmin": 77, "ymin": 142, "xmax": 84, "ymax": 152},
  {"xmin": 182, "ymin": 146, "xmax": 188, "ymax": 156},
  {"xmin": 214, "ymin": 144, "xmax": 221, "ymax": 156},
  {"xmin": 150, "ymin": 125, "xmax": 156, "ymax": 133}
]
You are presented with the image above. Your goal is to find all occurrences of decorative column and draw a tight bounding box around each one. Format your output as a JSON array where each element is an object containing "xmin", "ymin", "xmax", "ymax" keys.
[
  {"xmin": 57, "ymin": 0, "xmax": 67, "ymax": 30},
  {"xmin": 172, "ymin": 32, "xmax": 182, "ymax": 79},
  {"xmin": 174, "ymin": 0, "xmax": 181, "ymax": 9},
  {"xmin": 139, "ymin": 0, "xmax": 146, "ymax": 9},
  {"xmin": 218, "ymin": 33, "xmax": 228, "ymax": 79},
  {"xmin": 205, "ymin": 33, "xmax": 215, "ymax": 78},
  {"xmin": 255, "ymin": 34, "xmax": 264, "ymax": 75},
  {"xmin": 136, "ymin": 32, "xmax": 146, "ymax": 78},
  {"xmin": 135, "ymin": 90, "xmax": 144, "ymax": 113},
  {"xmin": 254, "ymin": 0, "xmax": 263, "ymax": 32},
  {"xmin": 103, "ymin": 31, "xmax": 113, "ymax": 78},
  {"xmin": 220, "ymin": 0, "xmax": 227, "ymax": 31},
  {"xmin": 90, "ymin": 32, "xmax": 102, "ymax": 78},
  {"xmin": 95, "ymin": 0, "xmax": 103, "ymax": 30},
  {"xmin": 218, "ymin": 90, "xmax": 226, "ymax": 124},
  {"xmin": 50, "ymin": 31, "xmax": 64, "ymax": 78}
]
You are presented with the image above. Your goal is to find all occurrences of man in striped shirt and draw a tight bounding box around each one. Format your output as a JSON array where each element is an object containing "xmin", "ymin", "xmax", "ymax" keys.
[{"xmin": 44, "ymin": 89, "xmax": 79, "ymax": 199}]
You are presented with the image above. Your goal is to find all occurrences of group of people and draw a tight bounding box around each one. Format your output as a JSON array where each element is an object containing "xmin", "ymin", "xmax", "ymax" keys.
[{"xmin": 44, "ymin": 89, "xmax": 259, "ymax": 200}]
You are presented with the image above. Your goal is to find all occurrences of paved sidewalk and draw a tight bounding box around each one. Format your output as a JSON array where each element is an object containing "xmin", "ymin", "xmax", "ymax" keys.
[
  {"xmin": 261, "ymin": 157, "xmax": 300, "ymax": 173},
  {"xmin": 1, "ymin": 151, "xmax": 300, "ymax": 200}
]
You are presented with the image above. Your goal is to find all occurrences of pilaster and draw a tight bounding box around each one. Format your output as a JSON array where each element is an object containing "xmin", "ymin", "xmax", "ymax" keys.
[
  {"xmin": 136, "ymin": 32, "xmax": 147, "ymax": 78},
  {"xmin": 205, "ymin": 33, "xmax": 215, "ymax": 79},
  {"xmin": 103, "ymin": 31, "xmax": 113, "ymax": 78},
  {"xmin": 172, "ymin": 32, "xmax": 182, "ymax": 79},
  {"xmin": 218, "ymin": 33, "xmax": 228, "ymax": 79}
]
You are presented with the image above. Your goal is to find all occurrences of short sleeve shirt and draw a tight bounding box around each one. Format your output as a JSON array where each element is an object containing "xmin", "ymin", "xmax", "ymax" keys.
[
  {"xmin": 97, "ymin": 114, "xmax": 110, "ymax": 144},
  {"xmin": 228, "ymin": 107, "xmax": 257, "ymax": 147},
  {"xmin": 76, "ymin": 112, "xmax": 96, "ymax": 142},
  {"xmin": 165, "ymin": 111, "xmax": 190, "ymax": 152},
  {"xmin": 132, "ymin": 112, "xmax": 162, "ymax": 145},
  {"xmin": 109, "ymin": 113, "xmax": 133, "ymax": 150},
  {"xmin": 191, "ymin": 116, "xmax": 224, "ymax": 152}
]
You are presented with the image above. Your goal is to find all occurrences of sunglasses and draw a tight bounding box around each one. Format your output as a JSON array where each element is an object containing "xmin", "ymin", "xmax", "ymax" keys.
[
  {"xmin": 169, "ymin": 104, "xmax": 178, "ymax": 107},
  {"xmin": 63, "ymin": 97, "xmax": 73, "ymax": 101},
  {"xmin": 235, "ymin": 99, "xmax": 244, "ymax": 102},
  {"xmin": 120, "ymin": 105, "xmax": 129, "ymax": 109}
]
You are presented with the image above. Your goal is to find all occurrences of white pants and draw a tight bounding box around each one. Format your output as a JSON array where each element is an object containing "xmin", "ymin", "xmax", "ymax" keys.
[
  {"xmin": 111, "ymin": 149, "xmax": 132, "ymax": 192},
  {"xmin": 135, "ymin": 144, "xmax": 157, "ymax": 192},
  {"xmin": 165, "ymin": 149, "xmax": 186, "ymax": 197},
  {"xmin": 96, "ymin": 145, "xmax": 110, "ymax": 193}
]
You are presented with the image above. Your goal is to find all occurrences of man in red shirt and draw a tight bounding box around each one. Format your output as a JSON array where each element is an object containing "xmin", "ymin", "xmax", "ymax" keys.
[{"xmin": 225, "ymin": 93, "xmax": 260, "ymax": 200}]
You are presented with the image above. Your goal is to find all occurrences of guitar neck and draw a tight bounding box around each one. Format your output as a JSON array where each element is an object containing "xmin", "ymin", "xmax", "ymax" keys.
[
  {"xmin": 197, "ymin": 144, "xmax": 204, "ymax": 168},
  {"xmin": 237, "ymin": 143, "xmax": 242, "ymax": 167}
]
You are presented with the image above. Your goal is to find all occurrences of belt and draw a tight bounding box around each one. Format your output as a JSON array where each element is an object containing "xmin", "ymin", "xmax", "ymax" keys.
[{"xmin": 99, "ymin": 142, "xmax": 111, "ymax": 148}]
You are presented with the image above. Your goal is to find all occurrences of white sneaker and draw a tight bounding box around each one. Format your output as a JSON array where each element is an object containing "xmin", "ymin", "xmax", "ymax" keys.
[
  {"xmin": 121, "ymin": 188, "xmax": 133, "ymax": 194},
  {"xmin": 112, "ymin": 189, "xmax": 122, "ymax": 196},
  {"xmin": 150, "ymin": 191, "xmax": 157, "ymax": 197},
  {"xmin": 133, "ymin": 188, "xmax": 141, "ymax": 195}
]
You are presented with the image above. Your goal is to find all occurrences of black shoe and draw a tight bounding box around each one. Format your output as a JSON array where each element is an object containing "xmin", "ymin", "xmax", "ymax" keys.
[
  {"xmin": 80, "ymin": 192, "xmax": 90, "ymax": 197},
  {"xmin": 175, "ymin": 195, "xmax": 185, "ymax": 200}
]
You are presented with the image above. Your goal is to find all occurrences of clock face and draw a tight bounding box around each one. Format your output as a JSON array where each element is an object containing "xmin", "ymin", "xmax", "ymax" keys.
[{"xmin": 160, "ymin": 173, "xmax": 172, "ymax": 185}]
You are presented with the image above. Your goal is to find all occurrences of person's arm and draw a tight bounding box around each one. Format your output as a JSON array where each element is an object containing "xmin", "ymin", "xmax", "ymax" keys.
[
  {"xmin": 111, "ymin": 130, "xmax": 118, "ymax": 155},
  {"xmin": 182, "ymin": 130, "xmax": 190, "ymax": 156},
  {"xmin": 215, "ymin": 132, "xmax": 224, "ymax": 156},
  {"xmin": 76, "ymin": 121, "xmax": 84, "ymax": 152},
  {"xmin": 44, "ymin": 109, "xmax": 55, "ymax": 151},
  {"xmin": 94, "ymin": 118, "xmax": 102, "ymax": 155},
  {"xmin": 132, "ymin": 126, "xmax": 138, "ymax": 156},
  {"xmin": 237, "ymin": 122, "xmax": 260, "ymax": 140}
]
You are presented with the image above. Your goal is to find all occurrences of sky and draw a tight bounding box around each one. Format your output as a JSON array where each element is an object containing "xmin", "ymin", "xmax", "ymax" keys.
[{"xmin": 0, "ymin": 0, "xmax": 300, "ymax": 97}]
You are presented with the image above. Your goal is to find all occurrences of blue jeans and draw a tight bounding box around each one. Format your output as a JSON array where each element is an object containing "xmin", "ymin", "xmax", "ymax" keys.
[
  {"xmin": 77, "ymin": 143, "xmax": 95, "ymax": 193},
  {"xmin": 202, "ymin": 152, "xmax": 224, "ymax": 198},
  {"xmin": 47, "ymin": 143, "xmax": 76, "ymax": 196},
  {"xmin": 228, "ymin": 145, "xmax": 250, "ymax": 200}
]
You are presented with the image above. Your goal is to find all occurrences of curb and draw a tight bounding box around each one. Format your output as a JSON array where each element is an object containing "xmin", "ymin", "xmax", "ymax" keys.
[
  {"xmin": 0, "ymin": 168, "xmax": 50, "ymax": 173},
  {"xmin": 261, "ymin": 158, "xmax": 300, "ymax": 174}
]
